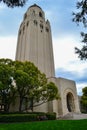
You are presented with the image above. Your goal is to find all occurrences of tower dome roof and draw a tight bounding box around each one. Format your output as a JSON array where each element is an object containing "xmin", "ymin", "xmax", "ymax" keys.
[{"xmin": 29, "ymin": 4, "xmax": 42, "ymax": 10}]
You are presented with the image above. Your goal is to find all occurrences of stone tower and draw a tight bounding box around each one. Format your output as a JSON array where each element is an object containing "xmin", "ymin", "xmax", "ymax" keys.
[
  {"xmin": 16, "ymin": 4, "xmax": 55, "ymax": 78},
  {"xmin": 15, "ymin": 4, "xmax": 80, "ymax": 116}
]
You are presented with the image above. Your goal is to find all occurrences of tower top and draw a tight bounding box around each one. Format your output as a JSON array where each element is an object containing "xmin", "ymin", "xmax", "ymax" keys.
[
  {"xmin": 29, "ymin": 4, "xmax": 42, "ymax": 10},
  {"xmin": 25, "ymin": 4, "xmax": 45, "ymax": 21}
]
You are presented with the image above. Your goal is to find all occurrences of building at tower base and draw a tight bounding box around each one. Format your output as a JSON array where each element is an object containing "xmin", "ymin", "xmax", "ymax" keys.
[
  {"xmin": 49, "ymin": 77, "xmax": 80, "ymax": 116},
  {"xmin": 15, "ymin": 4, "xmax": 80, "ymax": 116}
]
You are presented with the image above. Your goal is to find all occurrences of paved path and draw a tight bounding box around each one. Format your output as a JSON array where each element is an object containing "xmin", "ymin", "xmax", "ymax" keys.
[
  {"xmin": 73, "ymin": 113, "xmax": 87, "ymax": 119},
  {"xmin": 58, "ymin": 112, "xmax": 87, "ymax": 120}
]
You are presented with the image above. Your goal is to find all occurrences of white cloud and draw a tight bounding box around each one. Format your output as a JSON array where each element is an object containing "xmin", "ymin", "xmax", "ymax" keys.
[
  {"xmin": 53, "ymin": 35, "xmax": 79, "ymax": 68},
  {"xmin": 67, "ymin": 62, "xmax": 87, "ymax": 75},
  {"xmin": 0, "ymin": 36, "xmax": 17, "ymax": 60},
  {"xmin": 53, "ymin": 35, "xmax": 87, "ymax": 72},
  {"xmin": 76, "ymin": 83, "xmax": 87, "ymax": 96}
]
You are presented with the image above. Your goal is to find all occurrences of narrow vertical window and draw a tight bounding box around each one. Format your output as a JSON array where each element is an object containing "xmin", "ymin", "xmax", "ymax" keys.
[
  {"xmin": 46, "ymin": 27, "xmax": 49, "ymax": 32},
  {"xmin": 34, "ymin": 20, "xmax": 38, "ymax": 26},
  {"xmin": 27, "ymin": 21, "xmax": 29, "ymax": 26},
  {"xmin": 39, "ymin": 12, "xmax": 42, "ymax": 17}
]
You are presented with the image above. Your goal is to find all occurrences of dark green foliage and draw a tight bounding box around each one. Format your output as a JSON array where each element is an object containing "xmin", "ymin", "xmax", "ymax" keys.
[
  {"xmin": 73, "ymin": 0, "xmax": 87, "ymax": 60},
  {"xmin": 46, "ymin": 112, "xmax": 56, "ymax": 120},
  {"xmin": 73, "ymin": 0, "xmax": 87, "ymax": 27},
  {"xmin": 0, "ymin": 112, "xmax": 56, "ymax": 122},
  {"xmin": 0, "ymin": 59, "xmax": 17, "ymax": 112},
  {"xmin": 0, "ymin": 0, "xmax": 27, "ymax": 7},
  {"xmin": 0, "ymin": 114, "xmax": 37, "ymax": 122},
  {"xmin": 75, "ymin": 31, "xmax": 87, "ymax": 60},
  {"xmin": 0, "ymin": 58, "xmax": 59, "ymax": 112},
  {"xmin": 81, "ymin": 87, "xmax": 87, "ymax": 112},
  {"xmin": 13, "ymin": 61, "xmax": 59, "ymax": 112},
  {"xmin": 46, "ymin": 82, "xmax": 60, "ymax": 101},
  {"xmin": 75, "ymin": 45, "xmax": 87, "ymax": 60}
]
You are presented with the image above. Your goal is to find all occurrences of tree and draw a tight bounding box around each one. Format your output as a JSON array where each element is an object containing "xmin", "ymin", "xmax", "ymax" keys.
[
  {"xmin": 14, "ymin": 69, "xmax": 30, "ymax": 111},
  {"xmin": 0, "ymin": 0, "xmax": 27, "ymax": 7},
  {"xmin": 0, "ymin": 59, "xmax": 16, "ymax": 112},
  {"xmin": 81, "ymin": 87, "xmax": 87, "ymax": 112},
  {"xmin": 14, "ymin": 61, "xmax": 60, "ymax": 112},
  {"xmin": 0, "ymin": 59, "xmax": 60, "ymax": 112},
  {"xmin": 23, "ymin": 62, "xmax": 60, "ymax": 111},
  {"xmin": 26, "ymin": 78, "xmax": 60, "ymax": 112},
  {"xmin": 73, "ymin": 0, "xmax": 87, "ymax": 60},
  {"xmin": 13, "ymin": 61, "xmax": 41, "ymax": 111}
]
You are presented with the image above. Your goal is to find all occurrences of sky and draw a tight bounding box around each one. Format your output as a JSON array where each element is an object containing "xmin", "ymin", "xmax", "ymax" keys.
[{"xmin": 0, "ymin": 0, "xmax": 87, "ymax": 95}]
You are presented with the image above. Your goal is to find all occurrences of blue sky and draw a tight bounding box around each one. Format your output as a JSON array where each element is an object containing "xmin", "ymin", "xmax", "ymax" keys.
[{"xmin": 0, "ymin": 0, "xmax": 87, "ymax": 95}]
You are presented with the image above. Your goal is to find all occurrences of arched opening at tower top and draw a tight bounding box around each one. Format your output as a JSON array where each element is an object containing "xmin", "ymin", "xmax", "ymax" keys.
[
  {"xmin": 39, "ymin": 12, "xmax": 42, "ymax": 17},
  {"xmin": 66, "ymin": 92, "xmax": 75, "ymax": 112}
]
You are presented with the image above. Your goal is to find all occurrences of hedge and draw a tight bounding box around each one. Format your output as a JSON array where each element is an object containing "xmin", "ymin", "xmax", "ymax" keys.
[
  {"xmin": 0, "ymin": 112, "xmax": 56, "ymax": 123},
  {"xmin": 0, "ymin": 114, "xmax": 37, "ymax": 122},
  {"xmin": 46, "ymin": 112, "xmax": 56, "ymax": 120}
]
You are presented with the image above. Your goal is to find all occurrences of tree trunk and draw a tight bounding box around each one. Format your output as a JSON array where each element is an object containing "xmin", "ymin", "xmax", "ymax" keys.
[
  {"xmin": 19, "ymin": 97, "xmax": 23, "ymax": 112},
  {"xmin": 6, "ymin": 104, "xmax": 10, "ymax": 112},
  {"xmin": 30, "ymin": 98, "xmax": 33, "ymax": 112},
  {"xmin": 86, "ymin": 106, "xmax": 87, "ymax": 113}
]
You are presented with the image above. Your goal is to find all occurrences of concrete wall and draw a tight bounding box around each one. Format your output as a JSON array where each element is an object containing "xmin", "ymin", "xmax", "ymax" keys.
[{"xmin": 56, "ymin": 78, "xmax": 80, "ymax": 115}]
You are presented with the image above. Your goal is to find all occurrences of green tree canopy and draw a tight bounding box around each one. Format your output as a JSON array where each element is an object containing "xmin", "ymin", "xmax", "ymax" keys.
[
  {"xmin": 0, "ymin": 59, "xmax": 16, "ymax": 112},
  {"xmin": 73, "ymin": 0, "xmax": 87, "ymax": 60},
  {"xmin": 0, "ymin": 0, "xmax": 27, "ymax": 7},
  {"xmin": 81, "ymin": 87, "xmax": 87, "ymax": 112},
  {"xmin": 0, "ymin": 59, "xmax": 60, "ymax": 112},
  {"xmin": 14, "ymin": 61, "xmax": 60, "ymax": 111}
]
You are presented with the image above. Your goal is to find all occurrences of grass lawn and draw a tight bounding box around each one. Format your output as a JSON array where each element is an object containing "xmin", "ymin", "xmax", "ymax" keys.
[{"xmin": 0, "ymin": 120, "xmax": 87, "ymax": 130}]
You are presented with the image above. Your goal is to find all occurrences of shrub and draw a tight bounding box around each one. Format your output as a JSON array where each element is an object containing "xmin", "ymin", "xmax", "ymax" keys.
[
  {"xmin": 0, "ymin": 114, "xmax": 37, "ymax": 123},
  {"xmin": 46, "ymin": 112, "xmax": 56, "ymax": 120},
  {"xmin": 0, "ymin": 112, "xmax": 56, "ymax": 122}
]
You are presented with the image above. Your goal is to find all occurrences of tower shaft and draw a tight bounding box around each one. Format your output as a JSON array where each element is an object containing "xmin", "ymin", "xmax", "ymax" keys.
[{"xmin": 16, "ymin": 4, "xmax": 55, "ymax": 77}]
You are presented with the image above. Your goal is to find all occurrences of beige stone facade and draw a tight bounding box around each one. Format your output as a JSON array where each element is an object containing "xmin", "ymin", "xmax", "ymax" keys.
[
  {"xmin": 15, "ymin": 4, "xmax": 80, "ymax": 116},
  {"xmin": 51, "ymin": 77, "xmax": 80, "ymax": 116},
  {"xmin": 16, "ymin": 4, "xmax": 55, "ymax": 78}
]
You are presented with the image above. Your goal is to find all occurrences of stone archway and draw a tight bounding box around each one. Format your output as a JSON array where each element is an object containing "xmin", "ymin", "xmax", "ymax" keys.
[{"xmin": 66, "ymin": 92, "xmax": 75, "ymax": 112}]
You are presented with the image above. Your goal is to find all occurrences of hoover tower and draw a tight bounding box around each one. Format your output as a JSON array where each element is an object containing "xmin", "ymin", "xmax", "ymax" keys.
[{"xmin": 16, "ymin": 4, "xmax": 55, "ymax": 78}]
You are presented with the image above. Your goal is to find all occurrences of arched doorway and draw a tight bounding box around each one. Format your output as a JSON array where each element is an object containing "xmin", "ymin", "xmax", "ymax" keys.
[{"xmin": 66, "ymin": 92, "xmax": 75, "ymax": 112}]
